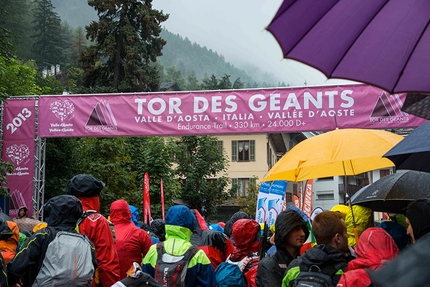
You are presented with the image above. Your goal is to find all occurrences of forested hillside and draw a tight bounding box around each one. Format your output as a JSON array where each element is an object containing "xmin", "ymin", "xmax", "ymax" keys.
[
  {"xmin": 159, "ymin": 29, "xmax": 253, "ymax": 85},
  {"xmin": 51, "ymin": 0, "xmax": 283, "ymax": 87}
]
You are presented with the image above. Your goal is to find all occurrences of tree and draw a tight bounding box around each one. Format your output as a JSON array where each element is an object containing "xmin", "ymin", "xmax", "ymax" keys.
[
  {"xmin": 0, "ymin": 0, "xmax": 33, "ymax": 60},
  {"xmin": 0, "ymin": 57, "xmax": 40, "ymax": 98},
  {"xmin": 233, "ymin": 77, "xmax": 245, "ymax": 89},
  {"xmin": 73, "ymin": 137, "xmax": 138, "ymax": 214},
  {"xmin": 44, "ymin": 138, "xmax": 80, "ymax": 199},
  {"xmin": 186, "ymin": 73, "xmax": 200, "ymax": 91},
  {"xmin": 31, "ymin": 0, "xmax": 63, "ymax": 68},
  {"xmin": 61, "ymin": 22, "xmax": 76, "ymax": 69},
  {"xmin": 218, "ymin": 74, "xmax": 232, "ymax": 89},
  {"xmin": 201, "ymin": 75, "xmax": 219, "ymax": 90},
  {"xmin": 236, "ymin": 179, "xmax": 258, "ymax": 218},
  {"xmin": 70, "ymin": 27, "xmax": 87, "ymax": 67},
  {"xmin": 127, "ymin": 137, "xmax": 180, "ymax": 219},
  {"xmin": 81, "ymin": 0, "xmax": 168, "ymax": 92},
  {"xmin": 164, "ymin": 66, "xmax": 186, "ymax": 90},
  {"xmin": 169, "ymin": 136, "xmax": 230, "ymax": 219},
  {"xmin": 201, "ymin": 74, "xmax": 244, "ymax": 90}
]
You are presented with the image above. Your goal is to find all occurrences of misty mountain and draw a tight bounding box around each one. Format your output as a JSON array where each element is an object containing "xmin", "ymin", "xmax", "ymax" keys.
[{"xmin": 52, "ymin": 0, "xmax": 281, "ymax": 86}]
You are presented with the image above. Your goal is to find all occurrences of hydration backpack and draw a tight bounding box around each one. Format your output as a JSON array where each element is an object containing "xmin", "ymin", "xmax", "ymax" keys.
[
  {"xmin": 292, "ymin": 264, "xmax": 337, "ymax": 287},
  {"xmin": 154, "ymin": 242, "xmax": 199, "ymax": 287},
  {"xmin": 215, "ymin": 255, "xmax": 254, "ymax": 287},
  {"xmin": 32, "ymin": 228, "xmax": 95, "ymax": 287}
]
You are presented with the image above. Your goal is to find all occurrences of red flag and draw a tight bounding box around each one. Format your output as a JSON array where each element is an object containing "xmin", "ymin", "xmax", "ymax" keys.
[
  {"xmin": 143, "ymin": 172, "xmax": 151, "ymax": 224},
  {"xmin": 160, "ymin": 178, "xmax": 165, "ymax": 221},
  {"xmin": 294, "ymin": 195, "xmax": 300, "ymax": 207},
  {"xmin": 302, "ymin": 179, "xmax": 314, "ymax": 218}
]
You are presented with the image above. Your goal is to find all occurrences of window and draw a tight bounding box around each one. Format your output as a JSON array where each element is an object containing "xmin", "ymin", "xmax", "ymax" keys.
[
  {"xmin": 316, "ymin": 191, "xmax": 334, "ymax": 200},
  {"xmin": 233, "ymin": 178, "xmax": 256, "ymax": 197},
  {"xmin": 317, "ymin": 176, "xmax": 334, "ymax": 181},
  {"xmin": 217, "ymin": 140, "xmax": 223, "ymax": 154},
  {"xmin": 231, "ymin": 140, "xmax": 255, "ymax": 162}
]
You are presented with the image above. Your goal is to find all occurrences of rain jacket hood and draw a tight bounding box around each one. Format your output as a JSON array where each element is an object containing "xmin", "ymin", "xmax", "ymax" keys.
[
  {"xmin": 224, "ymin": 211, "xmax": 251, "ymax": 238},
  {"xmin": 66, "ymin": 174, "xmax": 104, "ymax": 198},
  {"xmin": 350, "ymin": 227, "xmax": 399, "ymax": 270},
  {"xmin": 331, "ymin": 204, "xmax": 349, "ymax": 219},
  {"xmin": 44, "ymin": 195, "xmax": 83, "ymax": 227},
  {"xmin": 165, "ymin": 205, "xmax": 196, "ymax": 240},
  {"xmin": 129, "ymin": 205, "xmax": 140, "ymax": 227},
  {"xmin": 231, "ymin": 219, "xmax": 261, "ymax": 258},
  {"xmin": 345, "ymin": 205, "xmax": 373, "ymax": 246},
  {"xmin": 110, "ymin": 199, "xmax": 131, "ymax": 224},
  {"xmin": 275, "ymin": 209, "xmax": 309, "ymax": 253},
  {"xmin": 406, "ymin": 198, "xmax": 430, "ymax": 241},
  {"xmin": 150, "ymin": 219, "xmax": 166, "ymax": 241},
  {"xmin": 15, "ymin": 206, "xmax": 28, "ymax": 219},
  {"xmin": 78, "ymin": 196, "xmax": 100, "ymax": 212},
  {"xmin": 0, "ymin": 218, "xmax": 13, "ymax": 240},
  {"xmin": 336, "ymin": 228, "xmax": 399, "ymax": 287}
]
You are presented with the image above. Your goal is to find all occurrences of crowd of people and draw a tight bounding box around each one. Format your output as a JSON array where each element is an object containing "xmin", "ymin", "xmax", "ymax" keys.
[{"xmin": 0, "ymin": 173, "xmax": 428, "ymax": 286}]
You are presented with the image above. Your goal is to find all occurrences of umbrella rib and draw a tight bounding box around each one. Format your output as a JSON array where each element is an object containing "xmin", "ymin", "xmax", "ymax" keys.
[{"xmin": 329, "ymin": 1, "xmax": 390, "ymax": 77}]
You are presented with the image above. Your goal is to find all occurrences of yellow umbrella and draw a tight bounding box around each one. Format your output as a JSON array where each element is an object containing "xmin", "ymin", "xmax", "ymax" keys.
[
  {"xmin": 262, "ymin": 129, "xmax": 403, "ymax": 182},
  {"xmin": 262, "ymin": 128, "xmax": 403, "ymax": 243}
]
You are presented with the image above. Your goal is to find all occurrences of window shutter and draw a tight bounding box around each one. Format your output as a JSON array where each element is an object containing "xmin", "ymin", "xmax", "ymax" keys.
[
  {"xmin": 250, "ymin": 140, "xmax": 255, "ymax": 161},
  {"xmin": 232, "ymin": 178, "xmax": 238, "ymax": 197},
  {"xmin": 232, "ymin": 141, "xmax": 237, "ymax": 161}
]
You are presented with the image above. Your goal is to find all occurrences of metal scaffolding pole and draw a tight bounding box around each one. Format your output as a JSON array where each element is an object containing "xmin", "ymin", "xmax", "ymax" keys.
[{"xmin": 33, "ymin": 98, "xmax": 45, "ymax": 219}]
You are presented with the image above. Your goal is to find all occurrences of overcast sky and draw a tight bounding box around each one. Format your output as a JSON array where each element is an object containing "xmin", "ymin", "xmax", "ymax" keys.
[{"xmin": 152, "ymin": 0, "xmax": 355, "ymax": 87}]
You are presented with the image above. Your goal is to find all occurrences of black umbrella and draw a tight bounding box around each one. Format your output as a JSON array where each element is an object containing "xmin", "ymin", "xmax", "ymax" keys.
[
  {"xmin": 351, "ymin": 170, "xmax": 430, "ymax": 213},
  {"xmin": 384, "ymin": 121, "xmax": 430, "ymax": 173},
  {"xmin": 401, "ymin": 93, "xmax": 430, "ymax": 120}
]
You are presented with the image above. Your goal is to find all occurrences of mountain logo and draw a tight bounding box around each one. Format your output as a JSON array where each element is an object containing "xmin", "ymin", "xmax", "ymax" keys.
[
  {"xmin": 370, "ymin": 92, "xmax": 409, "ymax": 124},
  {"xmin": 85, "ymin": 100, "xmax": 118, "ymax": 131}
]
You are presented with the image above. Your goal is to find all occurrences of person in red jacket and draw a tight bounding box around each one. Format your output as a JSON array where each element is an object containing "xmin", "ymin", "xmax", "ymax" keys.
[
  {"xmin": 110, "ymin": 199, "xmax": 152, "ymax": 278},
  {"xmin": 66, "ymin": 174, "xmax": 120, "ymax": 287},
  {"xmin": 229, "ymin": 219, "xmax": 261, "ymax": 287},
  {"xmin": 199, "ymin": 229, "xmax": 234, "ymax": 269},
  {"xmin": 336, "ymin": 227, "xmax": 399, "ymax": 287}
]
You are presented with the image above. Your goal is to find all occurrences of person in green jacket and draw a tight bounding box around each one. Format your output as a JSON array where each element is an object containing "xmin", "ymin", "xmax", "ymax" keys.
[
  {"xmin": 282, "ymin": 211, "xmax": 354, "ymax": 287},
  {"xmin": 142, "ymin": 205, "xmax": 216, "ymax": 287}
]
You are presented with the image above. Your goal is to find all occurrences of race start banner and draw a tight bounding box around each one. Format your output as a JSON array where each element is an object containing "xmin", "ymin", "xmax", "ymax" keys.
[
  {"xmin": 37, "ymin": 84, "xmax": 426, "ymax": 137},
  {"xmin": 2, "ymin": 84, "xmax": 428, "ymax": 218},
  {"xmin": 1, "ymin": 99, "xmax": 36, "ymax": 218}
]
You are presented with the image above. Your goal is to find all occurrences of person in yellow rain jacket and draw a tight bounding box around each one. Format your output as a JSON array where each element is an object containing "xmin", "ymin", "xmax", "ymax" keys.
[{"xmin": 345, "ymin": 205, "xmax": 373, "ymax": 247}]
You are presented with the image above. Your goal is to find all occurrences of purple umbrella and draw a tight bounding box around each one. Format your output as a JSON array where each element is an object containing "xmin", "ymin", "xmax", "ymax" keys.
[{"xmin": 267, "ymin": 0, "xmax": 430, "ymax": 94}]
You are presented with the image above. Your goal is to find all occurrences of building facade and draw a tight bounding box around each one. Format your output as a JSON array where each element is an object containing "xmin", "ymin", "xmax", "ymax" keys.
[{"xmin": 217, "ymin": 132, "xmax": 394, "ymax": 213}]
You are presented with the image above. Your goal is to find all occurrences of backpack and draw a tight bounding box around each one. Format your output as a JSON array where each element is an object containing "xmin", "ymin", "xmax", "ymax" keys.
[
  {"xmin": 154, "ymin": 242, "xmax": 199, "ymax": 287},
  {"xmin": 32, "ymin": 227, "xmax": 95, "ymax": 287},
  {"xmin": 215, "ymin": 255, "xmax": 254, "ymax": 287},
  {"xmin": 292, "ymin": 264, "xmax": 338, "ymax": 287}
]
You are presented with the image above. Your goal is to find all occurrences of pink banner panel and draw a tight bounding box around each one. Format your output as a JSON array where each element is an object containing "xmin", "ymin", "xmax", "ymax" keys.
[
  {"xmin": 38, "ymin": 84, "xmax": 427, "ymax": 138},
  {"xmin": 2, "ymin": 99, "xmax": 36, "ymax": 218}
]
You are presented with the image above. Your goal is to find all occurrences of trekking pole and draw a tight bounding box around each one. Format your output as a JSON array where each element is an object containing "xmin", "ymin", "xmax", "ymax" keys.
[{"xmin": 342, "ymin": 161, "xmax": 359, "ymax": 244}]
